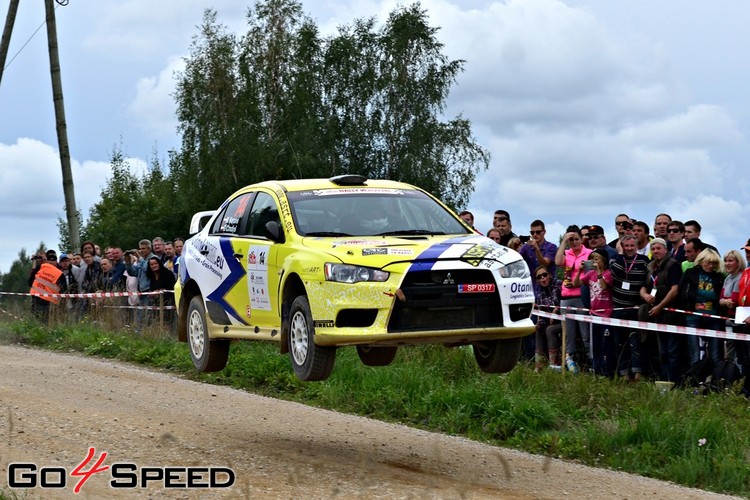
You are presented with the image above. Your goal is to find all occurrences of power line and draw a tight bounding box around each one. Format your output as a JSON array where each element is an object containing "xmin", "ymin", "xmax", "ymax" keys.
[{"xmin": 2, "ymin": 1, "xmax": 64, "ymax": 72}]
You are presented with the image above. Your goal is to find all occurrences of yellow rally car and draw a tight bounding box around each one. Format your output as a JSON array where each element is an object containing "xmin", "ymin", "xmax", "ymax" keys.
[{"xmin": 175, "ymin": 175, "xmax": 535, "ymax": 381}]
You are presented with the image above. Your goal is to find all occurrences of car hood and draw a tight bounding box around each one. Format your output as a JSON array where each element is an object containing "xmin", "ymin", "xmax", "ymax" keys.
[{"xmin": 301, "ymin": 233, "xmax": 521, "ymax": 269}]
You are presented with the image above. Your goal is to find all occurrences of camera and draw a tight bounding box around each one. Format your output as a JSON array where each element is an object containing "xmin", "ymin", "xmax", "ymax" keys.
[
  {"xmin": 582, "ymin": 260, "xmax": 595, "ymax": 272},
  {"xmin": 519, "ymin": 235, "xmax": 531, "ymax": 243}
]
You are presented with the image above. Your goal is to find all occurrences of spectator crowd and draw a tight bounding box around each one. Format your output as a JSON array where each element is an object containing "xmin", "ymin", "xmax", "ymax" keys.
[
  {"xmin": 461, "ymin": 210, "xmax": 750, "ymax": 394},
  {"xmin": 27, "ymin": 237, "xmax": 183, "ymax": 330}
]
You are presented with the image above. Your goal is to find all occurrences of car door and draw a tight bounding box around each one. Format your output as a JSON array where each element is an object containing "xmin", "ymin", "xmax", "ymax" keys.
[
  {"xmin": 235, "ymin": 190, "xmax": 282, "ymax": 328},
  {"xmin": 201, "ymin": 191, "xmax": 256, "ymax": 326}
]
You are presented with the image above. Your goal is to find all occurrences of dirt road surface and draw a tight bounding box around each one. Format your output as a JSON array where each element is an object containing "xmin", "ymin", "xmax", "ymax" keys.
[{"xmin": 0, "ymin": 345, "xmax": 738, "ymax": 499}]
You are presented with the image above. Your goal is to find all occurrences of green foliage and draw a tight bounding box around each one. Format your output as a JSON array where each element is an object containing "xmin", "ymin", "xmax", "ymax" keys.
[
  {"xmin": 171, "ymin": 1, "xmax": 488, "ymax": 212},
  {"xmin": 2, "ymin": 318, "xmax": 750, "ymax": 496},
  {"xmin": 84, "ymin": 146, "xmax": 186, "ymax": 249}
]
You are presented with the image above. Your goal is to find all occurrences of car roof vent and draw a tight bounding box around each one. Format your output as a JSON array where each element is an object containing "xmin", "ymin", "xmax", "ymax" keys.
[{"xmin": 329, "ymin": 174, "xmax": 368, "ymax": 186}]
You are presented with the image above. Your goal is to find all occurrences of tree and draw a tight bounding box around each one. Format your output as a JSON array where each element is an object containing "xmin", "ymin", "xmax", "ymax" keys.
[
  {"xmin": 323, "ymin": 4, "xmax": 489, "ymax": 209},
  {"xmin": 84, "ymin": 146, "xmax": 183, "ymax": 249},
  {"xmin": 171, "ymin": 2, "xmax": 487, "ymax": 211}
]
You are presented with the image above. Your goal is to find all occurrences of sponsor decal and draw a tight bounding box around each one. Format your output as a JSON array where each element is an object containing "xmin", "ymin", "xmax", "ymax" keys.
[
  {"xmin": 504, "ymin": 281, "xmax": 535, "ymax": 301},
  {"xmin": 333, "ymin": 239, "xmax": 390, "ymax": 248},
  {"xmin": 313, "ymin": 320, "xmax": 335, "ymax": 328},
  {"xmin": 312, "ymin": 188, "xmax": 405, "ymax": 196},
  {"xmin": 388, "ymin": 248, "xmax": 413, "ymax": 256},
  {"xmin": 7, "ymin": 447, "xmax": 235, "ymax": 493},
  {"xmin": 461, "ymin": 243, "xmax": 495, "ymax": 267},
  {"xmin": 248, "ymin": 245, "xmax": 271, "ymax": 311},
  {"xmin": 457, "ymin": 283, "xmax": 496, "ymax": 293},
  {"xmin": 362, "ymin": 248, "xmax": 388, "ymax": 256}
]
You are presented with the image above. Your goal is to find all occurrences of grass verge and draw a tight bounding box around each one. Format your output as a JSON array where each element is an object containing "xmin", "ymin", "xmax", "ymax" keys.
[{"xmin": 1, "ymin": 319, "xmax": 749, "ymax": 497}]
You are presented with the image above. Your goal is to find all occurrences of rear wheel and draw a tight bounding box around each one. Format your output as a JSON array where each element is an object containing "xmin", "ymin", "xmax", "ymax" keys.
[
  {"xmin": 356, "ymin": 345, "xmax": 398, "ymax": 367},
  {"xmin": 187, "ymin": 296, "xmax": 229, "ymax": 372},
  {"xmin": 288, "ymin": 295, "xmax": 336, "ymax": 381},
  {"xmin": 472, "ymin": 337, "xmax": 521, "ymax": 374}
]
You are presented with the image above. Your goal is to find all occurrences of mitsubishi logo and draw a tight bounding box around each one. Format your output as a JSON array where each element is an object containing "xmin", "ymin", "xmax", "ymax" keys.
[{"xmin": 443, "ymin": 272, "xmax": 455, "ymax": 285}]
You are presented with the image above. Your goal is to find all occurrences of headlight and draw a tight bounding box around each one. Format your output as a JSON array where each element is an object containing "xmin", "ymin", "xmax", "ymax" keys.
[
  {"xmin": 324, "ymin": 263, "xmax": 390, "ymax": 283},
  {"xmin": 498, "ymin": 260, "xmax": 530, "ymax": 279}
]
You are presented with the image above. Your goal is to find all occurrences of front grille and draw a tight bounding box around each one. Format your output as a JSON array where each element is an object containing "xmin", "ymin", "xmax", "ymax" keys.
[{"xmin": 387, "ymin": 269, "xmax": 502, "ymax": 333}]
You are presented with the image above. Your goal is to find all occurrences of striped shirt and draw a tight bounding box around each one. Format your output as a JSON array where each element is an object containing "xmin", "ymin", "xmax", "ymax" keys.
[{"xmin": 610, "ymin": 254, "xmax": 650, "ymax": 307}]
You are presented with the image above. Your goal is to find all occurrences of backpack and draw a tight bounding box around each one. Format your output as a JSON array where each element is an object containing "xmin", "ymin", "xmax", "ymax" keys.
[
  {"xmin": 710, "ymin": 360, "xmax": 742, "ymax": 392},
  {"xmin": 680, "ymin": 357, "xmax": 714, "ymax": 389}
]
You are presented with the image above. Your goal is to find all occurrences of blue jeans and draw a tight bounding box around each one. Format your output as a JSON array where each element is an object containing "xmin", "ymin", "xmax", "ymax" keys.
[{"xmin": 686, "ymin": 315, "xmax": 723, "ymax": 364}]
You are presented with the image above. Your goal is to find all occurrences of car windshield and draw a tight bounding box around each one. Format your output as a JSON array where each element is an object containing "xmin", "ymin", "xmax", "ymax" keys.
[{"xmin": 287, "ymin": 188, "xmax": 470, "ymax": 237}]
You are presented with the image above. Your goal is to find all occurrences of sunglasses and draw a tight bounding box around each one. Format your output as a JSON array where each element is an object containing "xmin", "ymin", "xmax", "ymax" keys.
[
  {"xmin": 615, "ymin": 221, "xmax": 632, "ymax": 227},
  {"xmin": 535, "ymin": 272, "xmax": 549, "ymax": 280},
  {"xmin": 530, "ymin": 230, "xmax": 543, "ymax": 235},
  {"xmin": 668, "ymin": 228, "xmax": 682, "ymax": 233}
]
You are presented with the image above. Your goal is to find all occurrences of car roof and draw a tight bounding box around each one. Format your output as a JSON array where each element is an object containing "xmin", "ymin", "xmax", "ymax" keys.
[{"xmin": 246, "ymin": 177, "xmax": 420, "ymax": 193}]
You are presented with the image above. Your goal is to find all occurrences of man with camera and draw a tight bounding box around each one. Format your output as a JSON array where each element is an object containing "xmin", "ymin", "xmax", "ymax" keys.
[{"xmin": 608, "ymin": 214, "xmax": 633, "ymax": 249}]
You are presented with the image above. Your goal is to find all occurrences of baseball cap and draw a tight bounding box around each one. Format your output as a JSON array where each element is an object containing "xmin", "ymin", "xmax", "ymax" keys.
[
  {"xmin": 585, "ymin": 225, "xmax": 605, "ymax": 237},
  {"xmin": 59, "ymin": 253, "xmax": 69, "ymax": 261},
  {"xmin": 650, "ymin": 237, "xmax": 668, "ymax": 248},
  {"xmin": 45, "ymin": 249, "xmax": 57, "ymax": 260},
  {"xmin": 743, "ymin": 238, "xmax": 750, "ymax": 250}
]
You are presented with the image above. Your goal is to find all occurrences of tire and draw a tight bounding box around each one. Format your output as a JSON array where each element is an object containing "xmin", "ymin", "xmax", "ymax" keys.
[
  {"xmin": 472, "ymin": 337, "xmax": 522, "ymax": 374},
  {"xmin": 356, "ymin": 345, "xmax": 398, "ymax": 367},
  {"xmin": 288, "ymin": 295, "xmax": 336, "ymax": 381},
  {"xmin": 187, "ymin": 296, "xmax": 229, "ymax": 372}
]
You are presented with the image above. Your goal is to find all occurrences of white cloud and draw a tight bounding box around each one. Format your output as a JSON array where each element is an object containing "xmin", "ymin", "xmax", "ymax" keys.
[
  {"xmin": 2, "ymin": 0, "xmax": 749, "ymax": 274},
  {"xmin": 0, "ymin": 138, "xmax": 115, "ymax": 270},
  {"xmin": 128, "ymin": 57, "xmax": 186, "ymax": 139}
]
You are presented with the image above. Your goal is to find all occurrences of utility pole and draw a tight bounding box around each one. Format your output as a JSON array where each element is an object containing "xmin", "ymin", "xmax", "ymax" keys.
[
  {"xmin": 0, "ymin": 0, "xmax": 20, "ymax": 86},
  {"xmin": 45, "ymin": 0, "xmax": 80, "ymax": 252}
]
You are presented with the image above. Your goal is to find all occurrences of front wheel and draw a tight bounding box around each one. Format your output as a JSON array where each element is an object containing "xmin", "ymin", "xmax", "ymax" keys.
[
  {"xmin": 356, "ymin": 345, "xmax": 398, "ymax": 366},
  {"xmin": 187, "ymin": 296, "xmax": 229, "ymax": 372},
  {"xmin": 288, "ymin": 295, "xmax": 336, "ymax": 381},
  {"xmin": 472, "ymin": 337, "xmax": 521, "ymax": 374}
]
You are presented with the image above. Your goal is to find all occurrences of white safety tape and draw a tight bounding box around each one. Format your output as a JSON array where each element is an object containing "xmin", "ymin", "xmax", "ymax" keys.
[
  {"xmin": 533, "ymin": 308, "xmax": 750, "ymax": 342},
  {"xmin": 0, "ymin": 290, "xmax": 173, "ymax": 299}
]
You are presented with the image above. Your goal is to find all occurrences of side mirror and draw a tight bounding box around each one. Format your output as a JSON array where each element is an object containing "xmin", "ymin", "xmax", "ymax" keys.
[
  {"xmin": 189, "ymin": 210, "xmax": 217, "ymax": 235},
  {"xmin": 265, "ymin": 221, "xmax": 285, "ymax": 243}
]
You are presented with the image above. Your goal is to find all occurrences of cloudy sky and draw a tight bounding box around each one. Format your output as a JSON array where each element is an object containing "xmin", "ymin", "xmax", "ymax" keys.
[{"xmin": 1, "ymin": 0, "xmax": 749, "ymax": 274}]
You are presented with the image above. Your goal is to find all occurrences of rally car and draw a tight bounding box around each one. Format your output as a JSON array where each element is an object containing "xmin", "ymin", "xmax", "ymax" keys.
[{"xmin": 175, "ymin": 175, "xmax": 535, "ymax": 381}]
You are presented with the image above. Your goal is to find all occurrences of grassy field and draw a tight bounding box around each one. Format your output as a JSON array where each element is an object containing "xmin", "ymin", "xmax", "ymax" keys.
[{"xmin": 1, "ymin": 316, "xmax": 749, "ymax": 497}]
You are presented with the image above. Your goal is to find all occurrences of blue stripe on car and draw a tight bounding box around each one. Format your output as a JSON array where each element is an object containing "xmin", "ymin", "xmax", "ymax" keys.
[
  {"xmin": 206, "ymin": 238, "xmax": 248, "ymax": 325},
  {"xmin": 407, "ymin": 236, "xmax": 470, "ymax": 272}
]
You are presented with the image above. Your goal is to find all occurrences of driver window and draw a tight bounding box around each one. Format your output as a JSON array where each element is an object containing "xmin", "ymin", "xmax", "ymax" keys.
[{"xmin": 246, "ymin": 192, "xmax": 281, "ymax": 237}]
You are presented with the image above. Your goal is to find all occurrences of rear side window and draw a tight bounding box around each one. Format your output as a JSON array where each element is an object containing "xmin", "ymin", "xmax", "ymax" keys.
[{"xmin": 210, "ymin": 193, "xmax": 254, "ymax": 235}]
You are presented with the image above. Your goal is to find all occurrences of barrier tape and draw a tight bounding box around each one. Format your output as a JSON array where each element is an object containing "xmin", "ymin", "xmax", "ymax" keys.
[
  {"xmin": 99, "ymin": 305, "xmax": 176, "ymax": 311},
  {"xmin": 0, "ymin": 290, "xmax": 173, "ymax": 299},
  {"xmin": 543, "ymin": 304, "xmax": 732, "ymax": 321},
  {"xmin": 662, "ymin": 307, "xmax": 731, "ymax": 321},
  {"xmin": 533, "ymin": 307, "xmax": 750, "ymax": 342},
  {"xmin": 0, "ymin": 307, "xmax": 24, "ymax": 321}
]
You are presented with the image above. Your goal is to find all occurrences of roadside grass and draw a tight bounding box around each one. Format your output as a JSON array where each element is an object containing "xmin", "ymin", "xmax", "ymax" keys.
[{"xmin": 1, "ymin": 319, "xmax": 749, "ymax": 497}]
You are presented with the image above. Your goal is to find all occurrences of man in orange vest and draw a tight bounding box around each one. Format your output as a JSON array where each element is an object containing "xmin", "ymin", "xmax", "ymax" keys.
[{"xmin": 28, "ymin": 251, "xmax": 63, "ymax": 323}]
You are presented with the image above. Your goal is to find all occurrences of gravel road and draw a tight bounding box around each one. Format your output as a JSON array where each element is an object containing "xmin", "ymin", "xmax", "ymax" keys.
[{"xmin": 0, "ymin": 345, "xmax": 739, "ymax": 499}]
